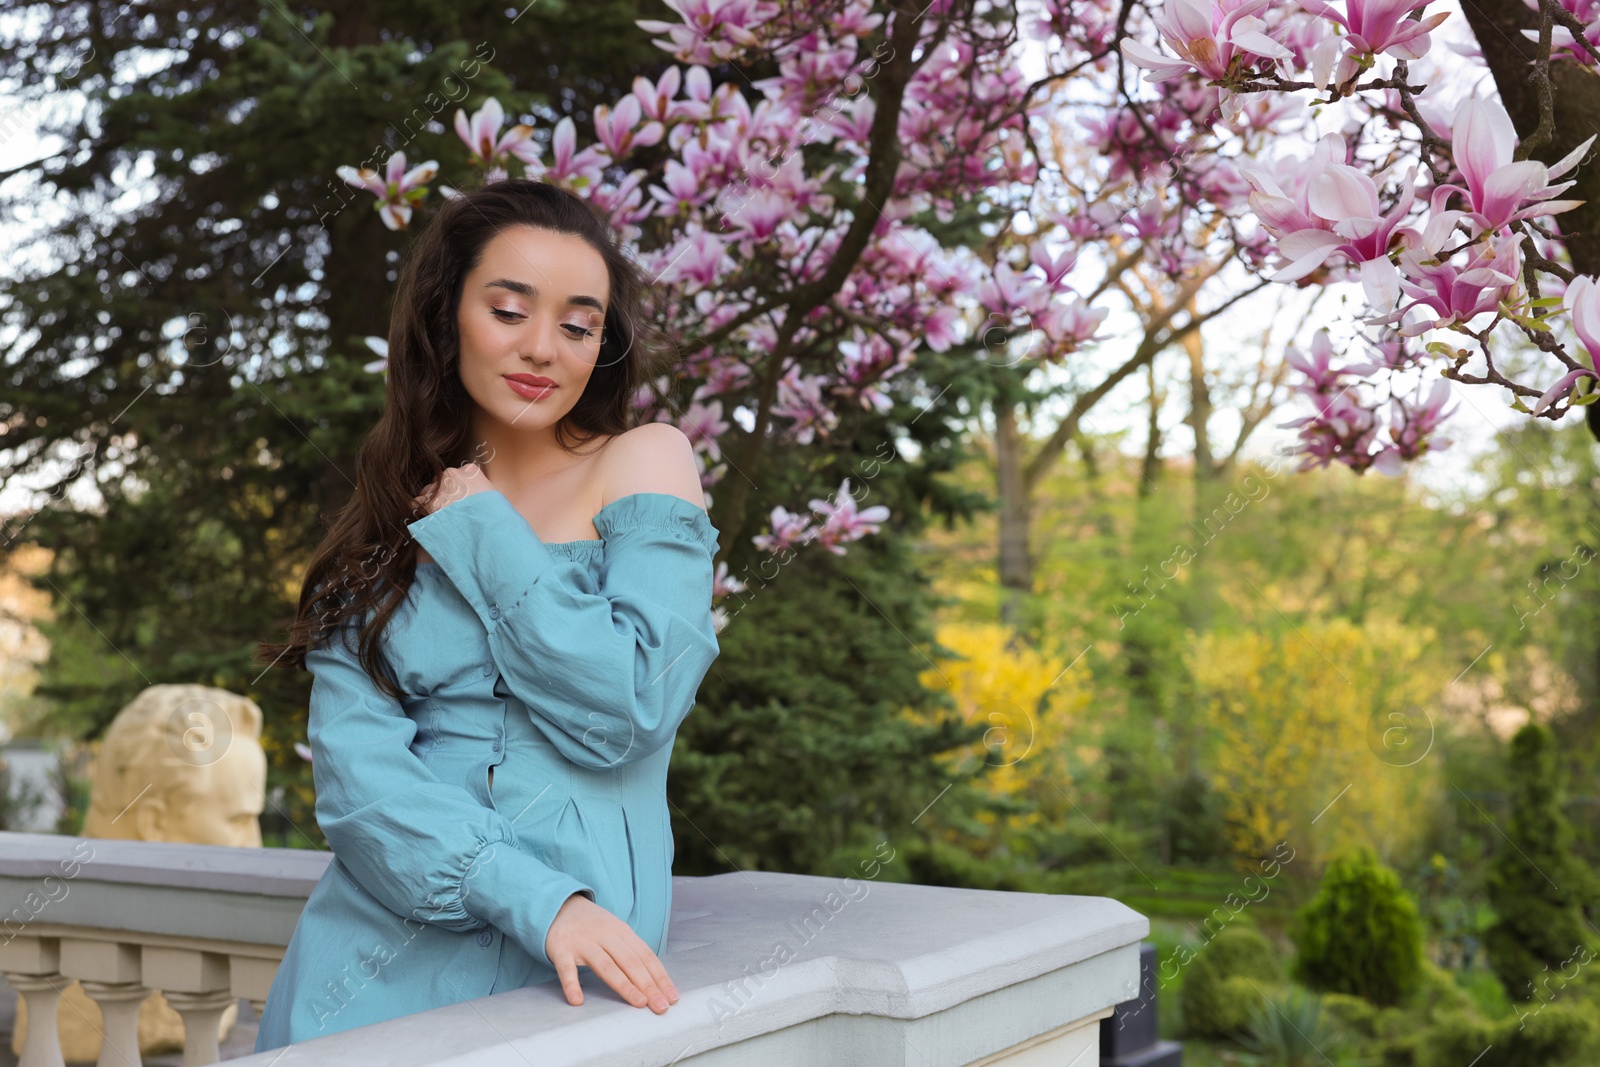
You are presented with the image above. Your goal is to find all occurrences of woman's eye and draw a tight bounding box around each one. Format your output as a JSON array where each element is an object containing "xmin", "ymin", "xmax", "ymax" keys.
[
  {"xmin": 561, "ymin": 324, "xmax": 591, "ymax": 338},
  {"xmin": 490, "ymin": 308, "xmax": 523, "ymax": 322}
]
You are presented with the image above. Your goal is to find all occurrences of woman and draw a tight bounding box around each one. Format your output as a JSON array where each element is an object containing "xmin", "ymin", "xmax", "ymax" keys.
[{"xmin": 252, "ymin": 178, "xmax": 719, "ymax": 1050}]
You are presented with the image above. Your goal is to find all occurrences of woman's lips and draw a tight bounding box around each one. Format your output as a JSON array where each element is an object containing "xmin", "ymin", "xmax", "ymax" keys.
[{"xmin": 504, "ymin": 375, "xmax": 557, "ymax": 401}]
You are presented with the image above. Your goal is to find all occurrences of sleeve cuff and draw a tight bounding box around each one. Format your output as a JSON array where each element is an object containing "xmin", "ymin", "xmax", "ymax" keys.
[
  {"xmin": 407, "ymin": 490, "xmax": 559, "ymax": 622},
  {"xmin": 464, "ymin": 841, "xmax": 595, "ymax": 971}
]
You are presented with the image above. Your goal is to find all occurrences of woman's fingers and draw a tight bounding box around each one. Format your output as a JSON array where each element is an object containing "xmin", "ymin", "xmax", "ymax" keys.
[
  {"xmin": 554, "ymin": 953, "xmax": 584, "ymax": 1006},
  {"xmin": 545, "ymin": 894, "xmax": 676, "ymax": 1013},
  {"xmin": 583, "ymin": 946, "xmax": 650, "ymax": 1009},
  {"xmin": 637, "ymin": 944, "xmax": 679, "ymax": 1004},
  {"xmin": 608, "ymin": 943, "xmax": 673, "ymax": 1013}
]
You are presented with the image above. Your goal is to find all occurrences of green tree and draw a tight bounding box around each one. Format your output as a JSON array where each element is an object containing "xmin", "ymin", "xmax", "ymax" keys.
[
  {"xmin": 1484, "ymin": 722, "xmax": 1596, "ymax": 1002},
  {"xmin": 1291, "ymin": 846, "xmax": 1425, "ymax": 1007},
  {"xmin": 675, "ymin": 520, "xmax": 993, "ymax": 876}
]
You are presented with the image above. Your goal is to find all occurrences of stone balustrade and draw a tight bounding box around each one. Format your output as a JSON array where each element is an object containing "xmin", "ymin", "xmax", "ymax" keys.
[{"xmin": 0, "ymin": 831, "xmax": 1150, "ymax": 1066}]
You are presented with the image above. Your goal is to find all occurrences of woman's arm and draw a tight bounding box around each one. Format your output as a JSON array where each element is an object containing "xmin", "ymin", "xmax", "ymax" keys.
[
  {"xmin": 307, "ymin": 617, "xmax": 595, "ymax": 969},
  {"xmin": 406, "ymin": 430, "xmax": 720, "ymax": 770}
]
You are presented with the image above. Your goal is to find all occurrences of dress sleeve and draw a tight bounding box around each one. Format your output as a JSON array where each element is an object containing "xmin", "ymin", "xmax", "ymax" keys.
[
  {"xmin": 405, "ymin": 490, "xmax": 721, "ymax": 770},
  {"xmin": 306, "ymin": 615, "xmax": 596, "ymax": 970}
]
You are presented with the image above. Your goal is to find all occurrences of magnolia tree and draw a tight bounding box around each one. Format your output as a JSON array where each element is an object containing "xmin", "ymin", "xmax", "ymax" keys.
[
  {"xmin": 337, "ymin": 1, "xmax": 1324, "ymax": 622},
  {"xmin": 335, "ymin": 0, "xmax": 1599, "ymax": 623},
  {"xmin": 1103, "ymin": 0, "xmax": 1600, "ymax": 473},
  {"xmin": 335, "ymin": 0, "xmax": 1130, "ymax": 620}
]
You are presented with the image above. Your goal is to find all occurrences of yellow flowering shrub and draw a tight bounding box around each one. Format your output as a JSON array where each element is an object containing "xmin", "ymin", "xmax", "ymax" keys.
[
  {"xmin": 1187, "ymin": 616, "xmax": 1443, "ymax": 870},
  {"xmin": 914, "ymin": 622, "xmax": 1098, "ymax": 840}
]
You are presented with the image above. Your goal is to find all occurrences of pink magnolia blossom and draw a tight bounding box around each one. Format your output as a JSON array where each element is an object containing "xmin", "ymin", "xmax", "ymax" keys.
[
  {"xmin": 1566, "ymin": 275, "xmax": 1600, "ymax": 363},
  {"xmin": 592, "ymin": 95, "xmax": 665, "ymax": 161},
  {"xmin": 1286, "ymin": 328, "xmax": 1343, "ymax": 391},
  {"xmin": 633, "ymin": 67, "xmax": 692, "ymax": 126},
  {"xmin": 978, "ymin": 259, "xmax": 1053, "ymax": 318},
  {"xmin": 540, "ymin": 116, "xmax": 608, "ymax": 189},
  {"xmin": 807, "ymin": 478, "xmax": 891, "ymax": 555},
  {"xmin": 835, "ymin": 335, "xmax": 912, "ymax": 413},
  {"xmin": 1240, "ymin": 132, "xmax": 1346, "ymax": 245},
  {"xmin": 336, "ymin": 151, "xmax": 439, "ymax": 230},
  {"xmin": 1041, "ymin": 297, "xmax": 1110, "ymax": 356},
  {"xmin": 1395, "ymin": 223, "xmax": 1522, "ymax": 335},
  {"xmin": 1029, "ymin": 240, "xmax": 1079, "ymax": 288},
  {"xmin": 1253, "ymin": 141, "xmax": 1420, "ymax": 310},
  {"xmin": 772, "ymin": 370, "xmax": 840, "ymax": 444},
  {"xmin": 453, "ymin": 98, "xmax": 537, "ymax": 181},
  {"xmin": 1383, "ymin": 379, "xmax": 1456, "ymax": 465},
  {"xmin": 677, "ymin": 400, "xmax": 731, "ymax": 461},
  {"xmin": 1533, "ymin": 367, "xmax": 1598, "ymax": 416},
  {"xmin": 1283, "ymin": 385, "xmax": 1385, "ymax": 472},
  {"xmin": 1296, "ymin": 0, "xmax": 1449, "ymax": 64},
  {"xmin": 1443, "ymin": 97, "xmax": 1594, "ymax": 233},
  {"xmin": 635, "ymin": 0, "xmax": 772, "ymax": 66},
  {"xmin": 1529, "ymin": 274, "xmax": 1600, "ymax": 414},
  {"xmin": 650, "ymin": 226, "xmax": 731, "ymax": 288},
  {"xmin": 1281, "ymin": 331, "xmax": 1386, "ymax": 472},
  {"xmin": 751, "ymin": 505, "xmax": 816, "ymax": 554},
  {"xmin": 1119, "ymin": 0, "xmax": 1292, "ymax": 84}
]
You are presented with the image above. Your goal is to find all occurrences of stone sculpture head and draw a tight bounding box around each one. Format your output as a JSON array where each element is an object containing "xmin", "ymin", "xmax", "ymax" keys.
[{"xmin": 82, "ymin": 684, "xmax": 267, "ymax": 846}]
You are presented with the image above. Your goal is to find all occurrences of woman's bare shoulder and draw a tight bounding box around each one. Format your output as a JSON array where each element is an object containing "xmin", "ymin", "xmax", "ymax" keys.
[{"xmin": 597, "ymin": 424, "xmax": 703, "ymax": 509}]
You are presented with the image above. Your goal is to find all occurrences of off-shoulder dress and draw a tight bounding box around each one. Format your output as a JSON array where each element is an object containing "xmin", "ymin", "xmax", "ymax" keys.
[{"xmin": 254, "ymin": 490, "xmax": 720, "ymax": 1050}]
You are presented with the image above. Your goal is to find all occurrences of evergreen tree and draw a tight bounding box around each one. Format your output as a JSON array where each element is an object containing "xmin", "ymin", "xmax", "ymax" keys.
[
  {"xmin": 1484, "ymin": 722, "xmax": 1596, "ymax": 1002},
  {"xmin": 675, "ymin": 525, "xmax": 993, "ymax": 877},
  {"xmin": 1291, "ymin": 845, "xmax": 1425, "ymax": 1007}
]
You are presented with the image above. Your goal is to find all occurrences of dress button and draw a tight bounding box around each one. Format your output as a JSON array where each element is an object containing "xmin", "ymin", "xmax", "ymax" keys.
[
  {"xmin": 476, "ymin": 929, "xmax": 494, "ymax": 947},
  {"xmin": 492, "ymin": 739, "xmax": 502, "ymax": 753},
  {"xmin": 489, "ymin": 606, "xmax": 500, "ymax": 621},
  {"xmin": 482, "ymin": 662, "xmax": 494, "ymax": 677}
]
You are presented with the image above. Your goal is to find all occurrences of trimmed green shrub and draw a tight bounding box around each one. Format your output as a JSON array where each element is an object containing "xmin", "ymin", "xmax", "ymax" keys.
[
  {"xmin": 1414, "ymin": 1010, "xmax": 1496, "ymax": 1067},
  {"xmin": 1291, "ymin": 846, "xmax": 1424, "ymax": 1006},
  {"xmin": 1371, "ymin": 1004, "xmax": 1411, "ymax": 1044},
  {"xmin": 1180, "ymin": 923, "xmax": 1284, "ymax": 1038},
  {"xmin": 1484, "ymin": 723, "xmax": 1596, "ymax": 1003},
  {"xmin": 1320, "ymin": 991, "xmax": 1379, "ymax": 1039},
  {"xmin": 1414, "ymin": 1002, "xmax": 1600, "ymax": 1067}
]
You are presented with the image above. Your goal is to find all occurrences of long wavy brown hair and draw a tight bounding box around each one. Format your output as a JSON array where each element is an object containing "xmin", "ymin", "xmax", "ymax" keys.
[{"xmin": 255, "ymin": 178, "xmax": 676, "ymax": 699}]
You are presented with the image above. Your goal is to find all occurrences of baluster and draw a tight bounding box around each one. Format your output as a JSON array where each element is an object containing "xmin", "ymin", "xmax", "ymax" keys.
[
  {"xmin": 141, "ymin": 947, "xmax": 232, "ymax": 1067},
  {"xmin": 63, "ymin": 938, "xmax": 147, "ymax": 1067},
  {"xmin": 0, "ymin": 935, "xmax": 66, "ymax": 1067},
  {"xmin": 76, "ymin": 981, "xmax": 148, "ymax": 1067}
]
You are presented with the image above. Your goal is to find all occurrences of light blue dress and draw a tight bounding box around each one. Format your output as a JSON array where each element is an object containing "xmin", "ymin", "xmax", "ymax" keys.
[{"xmin": 254, "ymin": 490, "xmax": 721, "ymax": 1051}]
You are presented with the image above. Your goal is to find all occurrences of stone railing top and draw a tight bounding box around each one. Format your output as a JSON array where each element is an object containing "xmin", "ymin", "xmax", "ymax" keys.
[
  {"xmin": 0, "ymin": 830, "xmax": 330, "ymax": 895},
  {"xmin": 0, "ymin": 830, "xmax": 331, "ymax": 948},
  {"xmin": 0, "ymin": 833, "xmax": 1151, "ymax": 1066},
  {"xmin": 230, "ymin": 867, "xmax": 1147, "ymax": 1066}
]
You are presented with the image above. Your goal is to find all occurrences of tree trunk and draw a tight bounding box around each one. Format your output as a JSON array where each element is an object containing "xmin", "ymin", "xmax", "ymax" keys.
[
  {"xmin": 996, "ymin": 402, "xmax": 1033, "ymax": 626},
  {"xmin": 1185, "ymin": 298, "xmax": 1214, "ymax": 484},
  {"xmin": 1139, "ymin": 361, "xmax": 1163, "ymax": 497}
]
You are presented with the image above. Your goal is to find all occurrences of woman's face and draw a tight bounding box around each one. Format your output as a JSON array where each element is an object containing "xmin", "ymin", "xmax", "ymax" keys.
[{"xmin": 455, "ymin": 223, "xmax": 612, "ymax": 437}]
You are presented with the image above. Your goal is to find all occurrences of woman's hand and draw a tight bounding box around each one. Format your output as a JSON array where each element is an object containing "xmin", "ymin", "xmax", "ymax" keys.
[
  {"xmin": 545, "ymin": 891, "xmax": 680, "ymax": 1014},
  {"xmin": 412, "ymin": 461, "xmax": 496, "ymax": 517}
]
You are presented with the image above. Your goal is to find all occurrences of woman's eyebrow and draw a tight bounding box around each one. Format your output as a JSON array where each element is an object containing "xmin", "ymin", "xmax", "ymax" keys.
[{"xmin": 483, "ymin": 278, "xmax": 604, "ymax": 312}]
